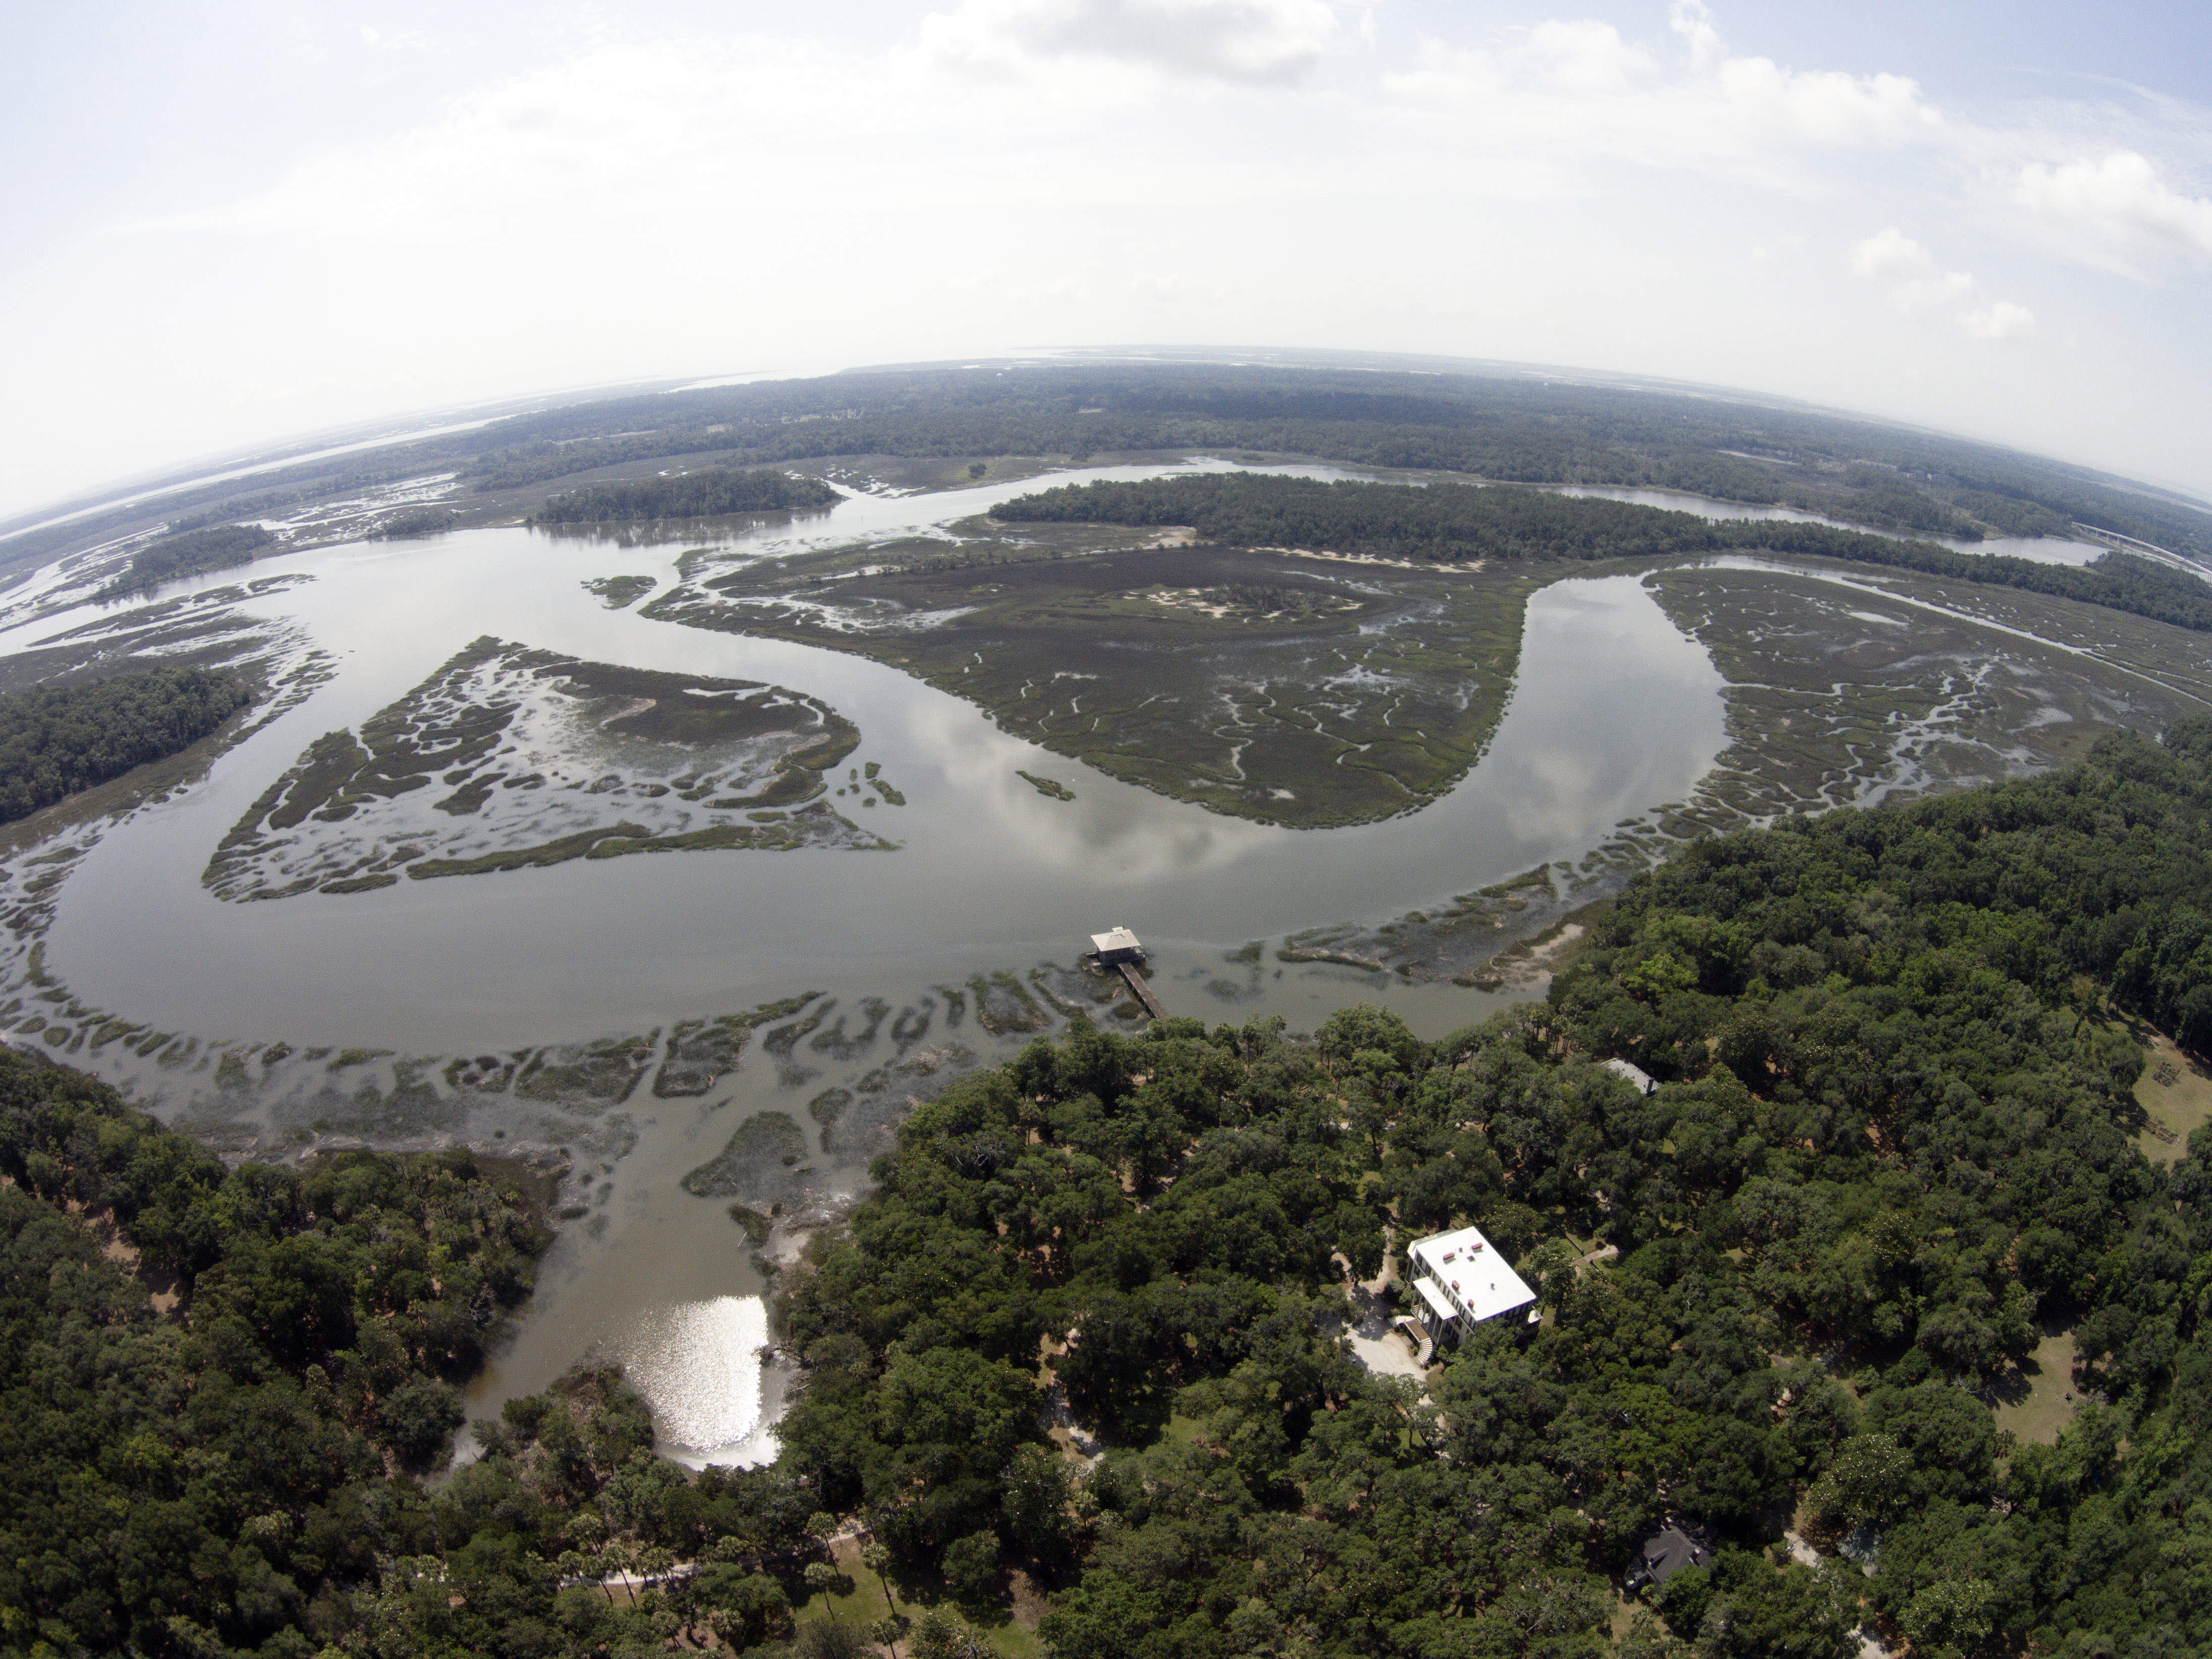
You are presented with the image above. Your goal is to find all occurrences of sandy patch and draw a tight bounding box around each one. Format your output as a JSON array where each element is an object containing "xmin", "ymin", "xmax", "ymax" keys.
[{"xmin": 1252, "ymin": 545, "xmax": 1485, "ymax": 574}]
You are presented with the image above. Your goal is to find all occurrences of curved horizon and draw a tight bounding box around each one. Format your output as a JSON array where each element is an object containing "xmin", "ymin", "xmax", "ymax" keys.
[{"xmin": 9, "ymin": 345, "xmax": 2210, "ymax": 544}]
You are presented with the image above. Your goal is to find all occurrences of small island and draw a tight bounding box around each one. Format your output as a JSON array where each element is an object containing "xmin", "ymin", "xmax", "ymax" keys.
[
  {"xmin": 531, "ymin": 467, "xmax": 841, "ymax": 525},
  {"xmin": 99, "ymin": 522, "xmax": 274, "ymax": 600}
]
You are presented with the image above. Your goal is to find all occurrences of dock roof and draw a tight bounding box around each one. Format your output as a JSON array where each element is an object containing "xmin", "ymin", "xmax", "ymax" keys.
[{"xmin": 1090, "ymin": 926, "xmax": 1143, "ymax": 956}]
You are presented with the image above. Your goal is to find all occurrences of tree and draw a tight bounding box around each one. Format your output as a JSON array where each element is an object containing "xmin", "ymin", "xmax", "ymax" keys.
[
  {"xmin": 910, "ymin": 1605, "xmax": 994, "ymax": 1658},
  {"xmin": 804, "ymin": 1560, "xmax": 850, "ymax": 1608},
  {"xmin": 862, "ymin": 1538, "xmax": 902, "ymax": 1655},
  {"xmin": 795, "ymin": 1619, "xmax": 872, "ymax": 1659},
  {"xmin": 1803, "ymin": 1434, "xmax": 1913, "ymax": 1533},
  {"xmin": 1900, "ymin": 1577, "xmax": 1998, "ymax": 1657},
  {"xmin": 942, "ymin": 1529, "xmax": 1000, "ymax": 1602},
  {"xmin": 693, "ymin": 1565, "xmax": 792, "ymax": 1649},
  {"xmin": 379, "ymin": 1376, "xmax": 465, "ymax": 1472}
]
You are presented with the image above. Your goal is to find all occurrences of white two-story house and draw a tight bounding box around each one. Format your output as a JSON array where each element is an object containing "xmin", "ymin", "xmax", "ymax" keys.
[{"xmin": 1406, "ymin": 1223, "xmax": 1537, "ymax": 1341}]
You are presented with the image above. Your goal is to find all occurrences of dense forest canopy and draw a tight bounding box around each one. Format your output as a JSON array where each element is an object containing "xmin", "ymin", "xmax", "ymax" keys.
[
  {"xmin": 8, "ymin": 725, "xmax": 2212, "ymax": 1657},
  {"xmin": 0, "ymin": 665, "xmax": 254, "ymax": 822},
  {"xmin": 992, "ymin": 472, "xmax": 2212, "ymax": 633},
  {"xmin": 101, "ymin": 523, "xmax": 273, "ymax": 599},
  {"xmin": 530, "ymin": 469, "xmax": 841, "ymax": 525},
  {"xmin": 0, "ymin": 1051, "xmax": 564, "ymax": 1656},
  {"xmin": 767, "ymin": 720, "xmax": 2212, "ymax": 1659},
  {"xmin": 19, "ymin": 362, "xmax": 2212, "ymax": 576}
]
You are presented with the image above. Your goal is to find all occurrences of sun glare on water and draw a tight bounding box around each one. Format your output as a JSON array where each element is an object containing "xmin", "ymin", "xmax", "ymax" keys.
[{"xmin": 616, "ymin": 1294, "xmax": 775, "ymax": 1461}]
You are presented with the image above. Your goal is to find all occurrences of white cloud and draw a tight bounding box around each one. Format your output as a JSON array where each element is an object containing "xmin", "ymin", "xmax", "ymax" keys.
[
  {"xmin": 15, "ymin": 2, "xmax": 2212, "ymax": 518},
  {"xmin": 1851, "ymin": 228, "xmax": 2033, "ymax": 342},
  {"xmin": 1668, "ymin": 0, "xmax": 1721, "ymax": 71},
  {"xmin": 1381, "ymin": 9, "xmax": 1944, "ymax": 192},
  {"xmin": 1850, "ymin": 225, "xmax": 1941, "ymax": 284},
  {"xmin": 2013, "ymin": 150, "xmax": 2212, "ymax": 263},
  {"xmin": 1961, "ymin": 300, "xmax": 2036, "ymax": 342},
  {"xmin": 921, "ymin": 0, "xmax": 1339, "ymax": 84}
]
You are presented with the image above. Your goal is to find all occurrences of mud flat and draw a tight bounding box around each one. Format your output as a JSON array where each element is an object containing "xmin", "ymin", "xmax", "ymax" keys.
[{"xmin": 1648, "ymin": 559, "xmax": 2210, "ymax": 822}]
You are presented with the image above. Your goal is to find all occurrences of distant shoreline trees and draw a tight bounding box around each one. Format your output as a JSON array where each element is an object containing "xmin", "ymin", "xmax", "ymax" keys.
[
  {"xmin": 100, "ymin": 522, "xmax": 273, "ymax": 600},
  {"xmin": 530, "ymin": 467, "xmax": 841, "ymax": 525},
  {"xmin": 992, "ymin": 472, "xmax": 2212, "ymax": 632}
]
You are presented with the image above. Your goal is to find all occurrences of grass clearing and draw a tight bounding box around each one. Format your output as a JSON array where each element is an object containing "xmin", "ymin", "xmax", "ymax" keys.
[
  {"xmin": 797, "ymin": 1536, "xmax": 1044, "ymax": 1659},
  {"xmin": 2134, "ymin": 1030, "xmax": 2212, "ymax": 1163},
  {"xmin": 1992, "ymin": 1325, "xmax": 2080, "ymax": 1447}
]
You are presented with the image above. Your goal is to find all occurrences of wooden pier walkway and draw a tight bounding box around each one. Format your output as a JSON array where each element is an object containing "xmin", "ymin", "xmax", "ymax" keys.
[{"xmin": 1116, "ymin": 960, "xmax": 1167, "ymax": 1021}]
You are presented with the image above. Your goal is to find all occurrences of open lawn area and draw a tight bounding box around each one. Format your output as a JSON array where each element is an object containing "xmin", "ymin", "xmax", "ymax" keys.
[
  {"xmin": 798, "ymin": 1534, "xmax": 1044, "ymax": 1658},
  {"xmin": 1991, "ymin": 1326, "xmax": 2081, "ymax": 1447},
  {"xmin": 2134, "ymin": 1029, "xmax": 2212, "ymax": 1163}
]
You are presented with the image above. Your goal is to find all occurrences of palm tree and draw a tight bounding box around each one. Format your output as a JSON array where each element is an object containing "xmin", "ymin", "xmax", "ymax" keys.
[{"xmin": 862, "ymin": 1540, "xmax": 901, "ymax": 1657}]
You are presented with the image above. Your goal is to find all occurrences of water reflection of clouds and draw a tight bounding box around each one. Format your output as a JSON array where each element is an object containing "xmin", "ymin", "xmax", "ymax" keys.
[
  {"xmin": 1486, "ymin": 575, "xmax": 1721, "ymax": 842},
  {"xmin": 39, "ymin": 533, "xmax": 1731, "ymax": 1044}
]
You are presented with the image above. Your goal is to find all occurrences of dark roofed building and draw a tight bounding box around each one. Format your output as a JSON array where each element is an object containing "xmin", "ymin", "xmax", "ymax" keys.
[{"xmin": 1627, "ymin": 1526, "xmax": 1710, "ymax": 1591}]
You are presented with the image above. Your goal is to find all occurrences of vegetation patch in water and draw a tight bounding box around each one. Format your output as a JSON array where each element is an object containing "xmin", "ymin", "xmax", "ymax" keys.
[
  {"xmin": 532, "ymin": 467, "xmax": 840, "ymax": 524},
  {"xmin": 760, "ymin": 1001, "xmax": 832, "ymax": 1086},
  {"xmin": 680, "ymin": 1110, "xmax": 811, "ymax": 1201},
  {"xmin": 97, "ymin": 522, "xmax": 273, "ymax": 600},
  {"xmin": 204, "ymin": 637, "xmax": 881, "ymax": 899},
  {"xmin": 968, "ymin": 969, "xmax": 1050, "ymax": 1036},
  {"xmin": 515, "ymin": 1031, "xmax": 659, "ymax": 1107},
  {"xmin": 581, "ymin": 573, "xmax": 656, "ymax": 609},
  {"xmin": 861, "ymin": 759, "xmax": 907, "ymax": 805},
  {"xmin": 1018, "ymin": 769, "xmax": 1074, "ymax": 800},
  {"xmin": 809, "ymin": 996, "xmax": 892, "ymax": 1061},
  {"xmin": 370, "ymin": 506, "xmax": 460, "ymax": 539},
  {"xmin": 655, "ymin": 992, "xmax": 820, "ymax": 1097},
  {"xmin": 726, "ymin": 1201, "xmax": 775, "ymax": 1243}
]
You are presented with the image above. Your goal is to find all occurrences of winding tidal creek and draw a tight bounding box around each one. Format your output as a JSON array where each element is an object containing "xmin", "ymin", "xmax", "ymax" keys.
[{"xmin": 0, "ymin": 464, "xmax": 2144, "ymax": 1461}]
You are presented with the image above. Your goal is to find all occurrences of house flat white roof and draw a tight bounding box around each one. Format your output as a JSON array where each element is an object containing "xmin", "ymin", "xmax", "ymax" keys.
[
  {"xmin": 1406, "ymin": 1224, "xmax": 1537, "ymax": 1323},
  {"xmin": 1412, "ymin": 1276, "xmax": 1458, "ymax": 1322},
  {"xmin": 1090, "ymin": 927, "xmax": 1143, "ymax": 955}
]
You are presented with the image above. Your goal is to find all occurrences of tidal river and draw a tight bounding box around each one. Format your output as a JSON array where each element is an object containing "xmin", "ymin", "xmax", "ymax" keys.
[{"xmin": 0, "ymin": 463, "xmax": 1760, "ymax": 1462}]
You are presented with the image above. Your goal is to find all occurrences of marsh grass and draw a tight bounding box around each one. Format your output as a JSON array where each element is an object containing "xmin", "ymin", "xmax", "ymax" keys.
[
  {"xmin": 649, "ymin": 542, "xmax": 1540, "ymax": 826},
  {"xmin": 656, "ymin": 993, "xmax": 819, "ymax": 1098}
]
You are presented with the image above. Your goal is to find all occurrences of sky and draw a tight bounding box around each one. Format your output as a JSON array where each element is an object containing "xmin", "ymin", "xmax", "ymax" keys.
[{"xmin": 4, "ymin": 1, "xmax": 2210, "ymax": 519}]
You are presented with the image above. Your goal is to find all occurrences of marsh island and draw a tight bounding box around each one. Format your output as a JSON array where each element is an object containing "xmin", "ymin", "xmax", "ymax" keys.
[{"xmin": 206, "ymin": 638, "xmax": 876, "ymax": 900}]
